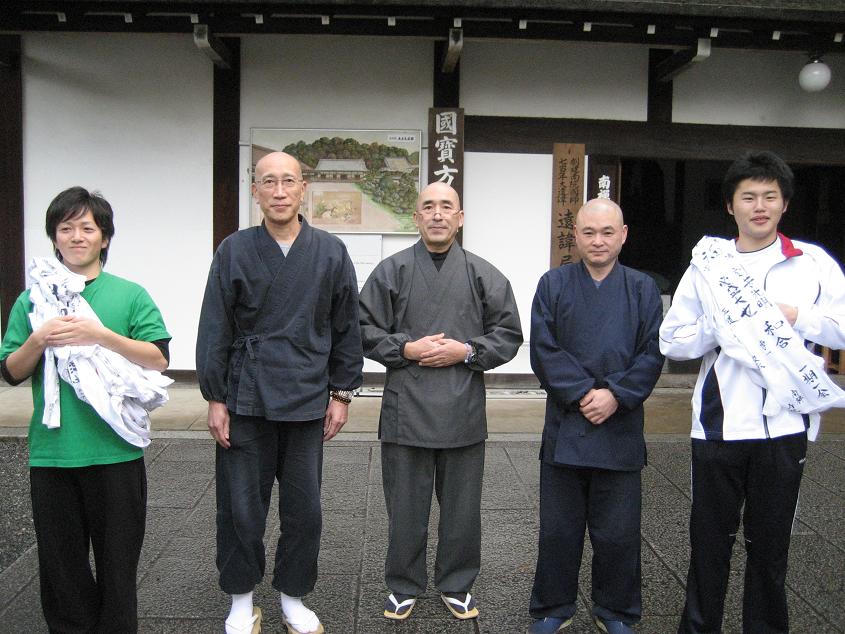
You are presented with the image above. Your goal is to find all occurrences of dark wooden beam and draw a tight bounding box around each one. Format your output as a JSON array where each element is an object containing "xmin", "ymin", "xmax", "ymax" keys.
[
  {"xmin": 212, "ymin": 36, "xmax": 240, "ymax": 251},
  {"xmin": 5, "ymin": 0, "xmax": 845, "ymax": 22},
  {"xmin": 648, "ymin": 48, "xmax": 674, "ymax": 124},
  {"xmin": 3, "ymin": 2, "xmax": 841, "ymax": 52},
  {"xmin": 653, "ymin": 38, "xmax": 711, "ymax": 82},
  {"xmin": 0, "ymin": 35, "xmax": 24, "ymax": 336},
  {"xmin": 433, "ymin": 39, "xmax": 460, "ymax": 107},
  {"xmin": 464, "ymin": 116, "xmax": 845, "ymax": 166},
  {"xmin": 431, "ymin": 46, "xmax": 461, "ymax": 244},
  {"xmin": 440, "ymin": 27, "xmax": 463, "ymax": 73},
  {"xmin": 193, "ymin": 24, "xmax": 232, "ymax": 68}
]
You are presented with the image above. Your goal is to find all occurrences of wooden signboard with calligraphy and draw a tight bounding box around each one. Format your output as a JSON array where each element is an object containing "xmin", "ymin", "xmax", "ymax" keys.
[
  {"xmin": 427, "ymin": 108, "xmax": 464, "ymax": 202},
  {"xmin": 586, "ymin": 155, "xmax": 622, "ymax": 203},
  {"xmin": 550, "ymin": 143, "xmax": 585, "ymax": 269}
]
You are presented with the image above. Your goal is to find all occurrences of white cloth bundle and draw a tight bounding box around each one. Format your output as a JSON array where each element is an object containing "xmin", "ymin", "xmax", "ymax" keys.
[
  {"xmin": 27, "ymin": 257, "xmax": 172, "ymax": 448},
  {"xmin": 690, "ymin": 237, "xmax": 845, "ymax": 426}
]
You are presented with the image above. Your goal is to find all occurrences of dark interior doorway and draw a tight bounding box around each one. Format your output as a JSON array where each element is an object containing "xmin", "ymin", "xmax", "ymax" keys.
[{"xmin": 618, "ymin": 159, "xmax": 845, "ymax": 293}]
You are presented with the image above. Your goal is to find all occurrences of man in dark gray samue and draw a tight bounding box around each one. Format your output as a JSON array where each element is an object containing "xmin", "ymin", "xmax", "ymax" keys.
[
  {"xmin": 359, "ymin": 181, "xmax": 523, "ymax": 622},
  {"xmin": 197, "ymin": 151, "xmax": 363, "ymax": 634},
  {"xmin": 527, "ymin": 198, "xmax": 663, "ymax": 634}
]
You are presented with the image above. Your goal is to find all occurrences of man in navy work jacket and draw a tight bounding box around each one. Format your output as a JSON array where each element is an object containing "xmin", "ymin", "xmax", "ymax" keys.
[
  {"xmin": 528, "ymin": 197, "xmax": 663, "ymax": 634},
  {"xmin": 197, "ymin": 151, "xmax": 363, "ymax": 634}
]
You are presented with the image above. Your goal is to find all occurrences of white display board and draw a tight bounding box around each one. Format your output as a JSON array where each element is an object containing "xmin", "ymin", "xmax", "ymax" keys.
[{"xmin": 337, "ymin": 234, "xmax": 383, "ymax": 291}]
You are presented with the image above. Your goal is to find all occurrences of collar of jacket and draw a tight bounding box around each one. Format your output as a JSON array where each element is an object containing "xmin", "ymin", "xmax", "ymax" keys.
[
  {"xmin": 777, "ymin": 232, "xmax": 803, "ymax": 258},
  {"xmin": 730, "ymin": 232, "xmax": 803, "ymax": 259}
]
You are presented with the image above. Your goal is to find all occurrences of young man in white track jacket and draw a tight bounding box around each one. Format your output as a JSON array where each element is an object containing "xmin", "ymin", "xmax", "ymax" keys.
[{"xmin": 660, "ymin": 151, "xmax": 845, "ymax": 634}]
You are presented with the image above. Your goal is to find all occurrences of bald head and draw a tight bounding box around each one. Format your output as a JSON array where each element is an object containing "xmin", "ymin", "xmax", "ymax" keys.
[
  {"xmin": 417, "ymin": 181, "xmax": 461, "ymax": 212},
  {"xmin": 254, "ymin": 151, "xmax": 303, "ymax": 181},
  {"xmin": 414, "ymin": 181, "xmax": 463, "ymax": 253},
  {"xmin": 573, "ymin": 197, "xmax": 628, "ymax": 279},
  {"xmin": 575, "ymin": 198, "xmax": 624, "ymax": 229},
  {"xmin": 251, "ymin": 151, "xmax": 307, "ymax": 233}
]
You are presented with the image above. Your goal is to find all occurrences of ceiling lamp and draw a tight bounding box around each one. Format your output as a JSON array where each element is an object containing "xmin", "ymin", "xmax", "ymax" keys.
[{"xmin": 799, "ymin": 53, "xmax": 831, "ymax": 92}]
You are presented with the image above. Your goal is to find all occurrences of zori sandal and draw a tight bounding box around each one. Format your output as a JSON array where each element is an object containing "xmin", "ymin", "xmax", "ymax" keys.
[
  {"xmin": 441, "ymin": 592, "xmax": 479, "ymax": 619},
  {"xmin": 384, "ymin": 593, "xmax": 417, "ymax": 620}
]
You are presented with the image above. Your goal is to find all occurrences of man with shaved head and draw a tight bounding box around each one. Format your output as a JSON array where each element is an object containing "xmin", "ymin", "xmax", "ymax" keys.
[
  {"xmin": 197, "ymin": 152, "xmax": 363, "ymax": 634},
  {"xmin": 527, "ymin": 198, "xmax": 663, "ymax": 634},
  {"xmin": 359, "ymin": 181, "xmax": 522, "ymax": 622}
]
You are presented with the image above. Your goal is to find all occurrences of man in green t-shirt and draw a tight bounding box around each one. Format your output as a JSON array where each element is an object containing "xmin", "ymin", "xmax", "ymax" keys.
[{"xmin": 0, "ymin": 186, "xmax": 170, "ymax": 633}]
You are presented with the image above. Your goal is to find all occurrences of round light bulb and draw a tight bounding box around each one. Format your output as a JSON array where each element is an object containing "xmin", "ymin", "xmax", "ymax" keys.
[{"xmin": 799, "ymin": 59, "xmax": 831, "ymax": 92}]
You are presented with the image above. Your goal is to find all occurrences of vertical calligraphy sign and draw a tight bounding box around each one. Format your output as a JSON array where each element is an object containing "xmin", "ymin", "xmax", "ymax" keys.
[
  {"xmin": 550, "ymin": 143, "xmax": 585, "ymax": 269},
  {"xmin": 427, "ymin": 108, "xmax": 464, "ymax": 203},
  {"xmin": 586, "ymin": 155, "xmax": 622, "ymax": 203}
]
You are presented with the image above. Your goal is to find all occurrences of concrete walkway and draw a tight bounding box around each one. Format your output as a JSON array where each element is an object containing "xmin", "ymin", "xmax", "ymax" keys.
[{"xmin": 0, "ymin": 379, "xmax": 843, "ymax": 633}]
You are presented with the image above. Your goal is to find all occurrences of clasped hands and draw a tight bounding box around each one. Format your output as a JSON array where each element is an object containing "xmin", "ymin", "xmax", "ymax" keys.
[
  {"xmin": 579, "ymin": 388, "xmax": 618, "ymax": 426},
  {"xmin": 404, "ymin": 333, "xmax": 466, "ymax": 368},
  {"xmin": 36, "ymin": 315, "xmax": 107, "ymax": 348}
]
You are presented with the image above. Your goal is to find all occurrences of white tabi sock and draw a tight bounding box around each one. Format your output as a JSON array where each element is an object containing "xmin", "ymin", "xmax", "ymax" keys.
[
  {"xmin": 225, "ymin": 592, "xmax": 255, "ymax": 631},
  {"xmin": 280, "ymin": 592, "xmax": 320, "ymax": 632}
]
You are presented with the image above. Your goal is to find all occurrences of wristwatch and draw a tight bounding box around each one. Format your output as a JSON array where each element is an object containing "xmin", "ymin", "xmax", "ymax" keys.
[
  {"xmin": 330, "ymin": 389, "xmax": 354, "ymax": 404},
  {"xmin": 464, "ymin": 342, "xmax": 478, "ymax": 365}
]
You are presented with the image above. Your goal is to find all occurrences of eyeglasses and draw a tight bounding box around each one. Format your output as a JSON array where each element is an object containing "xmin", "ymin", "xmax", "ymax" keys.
[
  {"xmin": 417, "ymin": 206, "xmax": 460, "ymax": 217},
  {"xmin": 257, "ymin": 177, "xmax": 301, "ymax": 191}
]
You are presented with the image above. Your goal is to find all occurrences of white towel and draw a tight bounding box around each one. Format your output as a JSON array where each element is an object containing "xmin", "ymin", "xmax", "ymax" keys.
[
  {"xmin": 27, "ymin": 257, "xmax": 172, "ymax": 448},
  {"xmin": 690, "ymin": 237, "xmax": 845, "ymax": 433}
]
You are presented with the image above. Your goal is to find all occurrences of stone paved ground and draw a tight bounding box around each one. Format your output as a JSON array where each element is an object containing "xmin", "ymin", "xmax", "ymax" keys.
[{"xmin": 0, "ymin": 437, "xmax": 842, "ymax": 634}]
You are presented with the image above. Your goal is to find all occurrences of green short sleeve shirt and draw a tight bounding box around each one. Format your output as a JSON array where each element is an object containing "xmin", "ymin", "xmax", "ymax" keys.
[{"xmin": 0, "ymin": 272, "xmax": 171, "ymax": 467}]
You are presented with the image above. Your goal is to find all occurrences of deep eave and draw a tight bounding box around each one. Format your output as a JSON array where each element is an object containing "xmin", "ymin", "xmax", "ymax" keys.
[{"xmin": 2, "ymin": 0, "xmax": 844, "ymax": 52}]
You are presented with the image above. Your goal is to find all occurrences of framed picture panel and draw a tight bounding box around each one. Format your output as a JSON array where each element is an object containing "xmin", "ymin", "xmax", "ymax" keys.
[{"xmin": 250, "ymin": 128, "xmax": 422, "ymax": 234}]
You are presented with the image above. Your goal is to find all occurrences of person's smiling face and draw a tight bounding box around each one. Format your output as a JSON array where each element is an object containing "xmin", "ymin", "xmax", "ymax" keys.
[
  {"xmin": 728, "ymin": 178, "xmax": 787, "ymax": 252},
  {"xmin": 53, "ymin": 209, "xmax": 108, "ymax": 278},
  {"xmin": 252, "ymin": 152, "xmax": 307, "ymax": 229},
  {"xmin": 574, "ymin": 200, "xmax": 627, "ymax": 274},
  {"xmin": 413, "ymin": 182, "xmax": 464, "ymax": 253}
]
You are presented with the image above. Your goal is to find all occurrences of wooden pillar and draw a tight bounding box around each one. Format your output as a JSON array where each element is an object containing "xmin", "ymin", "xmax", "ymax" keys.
[
  {"xmin": 212, "ymin": 37, "xmax": 240, "ymax": 251},
  {"xmin": 0, "ymin": 35, "xmax": 24, "ymax": 336},
  {"xmin": 432, "ymin": 40, "xmax": 462, "ymax": 241},
  {"xmin": 433, "ymin": 40, "xmax": 460, "ymax": 108},
  {"xmin": 648, "ymin": 49, "xmax": 674, "ymax": 124}
]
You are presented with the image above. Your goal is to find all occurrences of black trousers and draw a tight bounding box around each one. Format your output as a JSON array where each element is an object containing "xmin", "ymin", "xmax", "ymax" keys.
[
  {"xmin": 215, "ymin": 414, "xmax": 324, "ymax": 596},
  {"xmin": 30, "ymin": 458, "xmax": 147, "ymax": 634},
  {"xmin": 381, "ymin": 441, "xmax": 485, "ymax": 596},
  {"xmin": 678, "ymin": 432, "xmax": 807, "ymax": 634},
  {"xmin": 530, "ymin": 462, "xmax": 642, "ymax": 624}
]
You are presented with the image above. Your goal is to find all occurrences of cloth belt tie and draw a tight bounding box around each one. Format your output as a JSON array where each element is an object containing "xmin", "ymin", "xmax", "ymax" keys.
[{"xmin": 233, "ymin": 335, "xmax": 260, "ymax": 360}]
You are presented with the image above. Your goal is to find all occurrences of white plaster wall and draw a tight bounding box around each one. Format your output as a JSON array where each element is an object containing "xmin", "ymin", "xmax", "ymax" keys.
[
  {"xmin": 22, "ymin": 33, "xmax": 213, "ymax": 370},
  {"xmin": 463, "ymin": 152, "xmax": 553, "ymax": 373},
  {"xmin": 239, "ymin": 34, "xmax": 429, "ymax": 255},
  {"xmin": 674, "ymin": 49, "xmax": 845, "ymax": 128},
  {"xmin": 461, "ymin": 39, "xmax": 649, "ymax": 120},
  {"xmin": 241, "ymin": 34, "xmax": 430, "ymax": 373},
  {"xmin": 240, "ymin": 34, "xmax": 432, "ymax": 137},
  {"xmin": 17, "ymin": 33, "xmax": 845, "ymax": 375}
]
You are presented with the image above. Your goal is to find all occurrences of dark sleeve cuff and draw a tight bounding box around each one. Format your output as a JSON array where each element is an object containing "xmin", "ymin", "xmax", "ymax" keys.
[
  {"xmin": 569, "ymin": 379, "xmax": 603, "ymax": 410},
  {"xmin": 0, "ymin": 357, "xmax": 26, "ymax": 386},
  {"xmin": 151, "ymin": 339, "xmax": 171, "ymax": 364}
]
